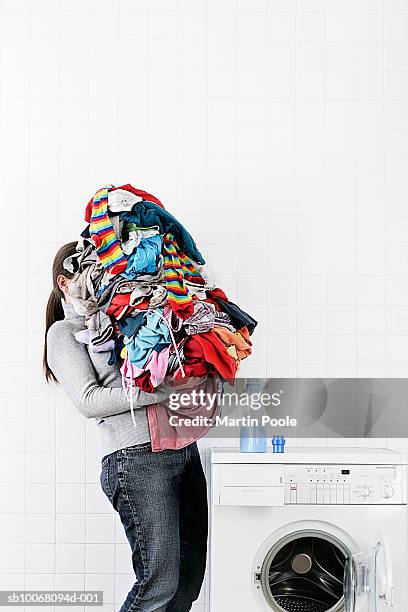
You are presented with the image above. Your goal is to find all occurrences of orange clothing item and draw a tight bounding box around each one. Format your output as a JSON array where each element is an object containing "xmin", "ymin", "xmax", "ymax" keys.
[{"xmin": 212, "ymin": 326, "xmax": 252, "ymax": 361}]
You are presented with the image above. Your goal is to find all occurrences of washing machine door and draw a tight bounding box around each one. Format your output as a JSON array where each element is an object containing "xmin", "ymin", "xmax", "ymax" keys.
[{"xmin": 344, "ymin": 532, "xmax": 394, "ymax": 612}]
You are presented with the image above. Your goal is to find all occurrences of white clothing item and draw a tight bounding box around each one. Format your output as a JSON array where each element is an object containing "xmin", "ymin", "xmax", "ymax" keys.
[
  {"xmin": 108, "ymin": 188, "xmax": 143, "ymax": 213},
  {"xmin": 194, "ymin": 261, "xmax": 216, "ymax": 290},
  {"xmin": 122, "ymin": 227, "xmax": 160, "ymax": 255}
]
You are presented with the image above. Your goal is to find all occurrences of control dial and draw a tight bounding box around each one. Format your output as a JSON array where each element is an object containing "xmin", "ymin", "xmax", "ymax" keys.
[
  {"xmin": 382, "ymin": 485, "xmax": 394, "ymax": 499},
  {"xmin": 360, "ymin": 486, "xmax": 371, "ymax": 498}
]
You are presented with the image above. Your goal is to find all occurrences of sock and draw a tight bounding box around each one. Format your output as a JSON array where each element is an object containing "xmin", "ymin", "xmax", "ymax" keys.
[
  {"xmin": 89, "ymin": 185, "xmax": 127, "ymax": 275},
  {"xmin": 178, "ymin": 251, "xmax": 205, "ymax": 285},
  {"xmin": 163, "ymin": 233, "xmax": 194, "ymax": 320}
]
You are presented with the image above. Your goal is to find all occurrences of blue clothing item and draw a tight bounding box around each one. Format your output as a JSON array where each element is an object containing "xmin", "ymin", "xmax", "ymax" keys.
[
  {"xmin": 121, "ymin": 201, "xmax": 205, "ymax": 265},
  {"xmin": 124, "ymin": 309, "xmax": 171, "ymax": 367},
  {"xmin": 153, "ymin": 342, "xmax": 169, "ymax": 353},
  {"xmin": 95, "ymin": 284, "xmax": 106, "ymax": 298},
  {"xmin": 121, "ymin": 234, "xmax": 162, "ymax": 280},
  {"xmin": 118, "ymin": 313, "xmax": 146, "ymax": 337},
  {"xmin": 107, "ymin": 335, "xmax": 123, "ymax": 366},
  {"xmin": 99, "ymin": 441, "xmax": 208, "ymax": 612},
  {"xmin": 213, "ymin": 298, "xmax": 258, "ymax": 335}
]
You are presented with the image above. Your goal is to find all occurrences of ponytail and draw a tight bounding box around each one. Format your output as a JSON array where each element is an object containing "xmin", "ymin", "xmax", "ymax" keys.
[{"xmin": 43, "ymin": 242, "xmax": 78, "ymax": 383}]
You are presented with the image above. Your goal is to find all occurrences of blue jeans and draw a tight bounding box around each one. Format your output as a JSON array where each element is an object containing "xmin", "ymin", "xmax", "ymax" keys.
[{"xmin": 99, "ymin": 441, "xmax": 208, "ymax": 612}]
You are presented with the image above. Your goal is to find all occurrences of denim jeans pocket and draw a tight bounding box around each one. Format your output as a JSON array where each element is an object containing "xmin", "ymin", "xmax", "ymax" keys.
[{"xmin": 100, "ymin": 456, "xmax": 114, "ymax": 500}]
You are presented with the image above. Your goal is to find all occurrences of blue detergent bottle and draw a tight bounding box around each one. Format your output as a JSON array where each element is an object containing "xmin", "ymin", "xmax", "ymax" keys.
[
  {"xmin": 240, "ymin": 424, "xmax": 267, "ymax": 453},
  {"xmin": 239, "ymin": 378, "xmax": 268, "ymax": 453}
]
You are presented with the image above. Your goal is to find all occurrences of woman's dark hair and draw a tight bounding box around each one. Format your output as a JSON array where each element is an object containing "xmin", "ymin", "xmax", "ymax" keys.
[{"xmin": 43, "ymin": 241, "xmax": 78, "ymax": 383}]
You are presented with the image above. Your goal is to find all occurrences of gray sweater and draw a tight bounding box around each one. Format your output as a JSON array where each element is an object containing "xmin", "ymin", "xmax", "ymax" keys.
[{"xmin": 47, "ymin": 302, "xmax": 172, "ymax": 457}]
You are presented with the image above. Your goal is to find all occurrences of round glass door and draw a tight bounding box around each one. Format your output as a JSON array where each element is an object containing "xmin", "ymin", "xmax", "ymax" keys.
[{"xmin": 260, "ymin": 530, "xmax": 348, "ymax": 612}]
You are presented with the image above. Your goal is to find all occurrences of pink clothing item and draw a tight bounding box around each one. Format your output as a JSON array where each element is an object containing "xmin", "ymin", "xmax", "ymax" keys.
[
  {"xmin": 147, "ymin": 375, "xmax": 221, "ymax": 452},
  {"xmin": 143, "ymin": 345, "xmax": 171, "ymax": 387},
  {"xmin": 120, "ymin": 345, "xmax": 170, "ymax": 388}
]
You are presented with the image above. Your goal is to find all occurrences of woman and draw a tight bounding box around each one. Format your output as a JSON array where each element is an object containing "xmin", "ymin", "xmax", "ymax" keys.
[{"xmin": 44, "ymin": 242, "xmax": 208, "ymax": 612}]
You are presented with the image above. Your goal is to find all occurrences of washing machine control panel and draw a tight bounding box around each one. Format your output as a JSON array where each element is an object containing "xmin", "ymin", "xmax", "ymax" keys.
[{"xmin": 284, "ymin": 464, "xmax": 404, "ymax": 504}]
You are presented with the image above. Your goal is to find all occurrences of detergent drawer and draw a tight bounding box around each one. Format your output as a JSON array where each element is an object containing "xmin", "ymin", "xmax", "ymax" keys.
[
  {"xmin": 218, "ymin": 485, "xmax": 285, "ymax": 507},
  {"xmin": 219, "ymin": 464, "xmax": 284, "ymax": 487}
]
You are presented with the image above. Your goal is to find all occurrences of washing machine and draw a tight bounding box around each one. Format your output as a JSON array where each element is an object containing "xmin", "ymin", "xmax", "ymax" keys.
[{"xmin": 210, "ymin": 447, "xmax": 407, "ymax": 612}]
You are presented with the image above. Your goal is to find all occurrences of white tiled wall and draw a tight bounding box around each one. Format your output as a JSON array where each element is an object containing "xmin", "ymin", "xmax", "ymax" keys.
[{"xmin": 1, "ymin": 0, "xmax": 408, "ymax": 610}]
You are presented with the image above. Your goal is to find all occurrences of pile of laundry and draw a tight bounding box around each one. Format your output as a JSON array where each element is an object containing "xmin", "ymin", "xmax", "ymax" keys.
[{"xmin": 64, "ymin": 184, "xmax": 257, "ymax": 425}]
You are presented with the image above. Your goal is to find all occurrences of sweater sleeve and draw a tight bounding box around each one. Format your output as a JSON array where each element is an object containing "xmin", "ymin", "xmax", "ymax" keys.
[{"xmin": 46, "ymin": 321, "xmax": 171, "ymax": 419}]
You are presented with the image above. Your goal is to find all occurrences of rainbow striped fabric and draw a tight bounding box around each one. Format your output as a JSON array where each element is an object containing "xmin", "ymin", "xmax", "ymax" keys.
[
  {"xmin": 163, "ymin": 233, "xmax": 197, "ymax": 320},
  {"xmin": 179, "ymin": 251, "xmax": 206, "ymax": 285},
  {"xmin": 89, "ymin": 185, "xmax": 128, "ymax": 275}
]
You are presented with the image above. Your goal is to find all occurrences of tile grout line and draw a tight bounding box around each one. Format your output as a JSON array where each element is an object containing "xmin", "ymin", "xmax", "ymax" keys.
[{"xmin": 24, "ymin": 0, "xmax": 34, "ymax": 605}]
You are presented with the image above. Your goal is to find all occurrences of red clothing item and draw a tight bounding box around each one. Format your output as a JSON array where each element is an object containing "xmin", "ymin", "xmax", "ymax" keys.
[
  {"xmin": 206, "ymin": 288, "xmax": 229, "ymax": 302},
  {"xmin": 106, "ymin": 292, "xmax": 131, "ymax": 320},
  {"xmin": 173, "ymin": 361, "xmax": 209, "ymax": 380},
  {"xmin": 203, "ymin": 297, "xmax": 222, "ymax": 312},
  {"xmin": 85, "ymin": 184, "xmax": 164, "ymax": 223},
  {"xmin": 181, "ymin": 330, "xmax": 237, "ymax": 379},
  {"xmin": 134, "ymin": 370, "xmax": 155, "ymax": 393},
  {"xmin": 106, "ymin": 294, "xmax": 151, "ymax": 319},
  {"xmin": 204, "ymin": 288, "xmax": 230, "ymax": 312}
]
